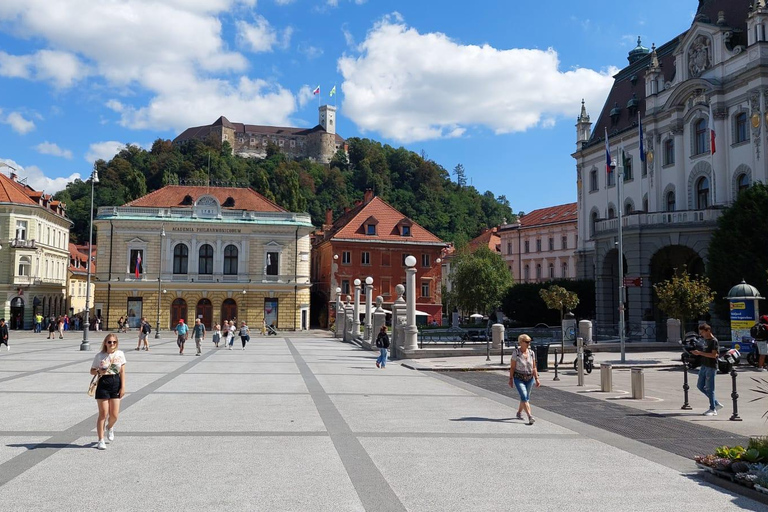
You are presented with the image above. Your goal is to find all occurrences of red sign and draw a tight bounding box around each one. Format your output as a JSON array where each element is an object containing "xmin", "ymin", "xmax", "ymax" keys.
[{"xmin": 623, "ymin": 277, "xmax": 643, "ymax": 287}]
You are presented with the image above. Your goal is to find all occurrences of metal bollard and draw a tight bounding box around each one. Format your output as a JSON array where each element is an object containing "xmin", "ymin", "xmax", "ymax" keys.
[
  {"xmin": 729, "ymin": 367, "xmax": 742, "ymax": 422},
  {"xmin": 576, "ymin": 337, "xmax": 584, "ymax": 387},
  {"xmin": 600, "ymin": 363, "xmax": 612, "ymax": 392},
  {"xmin": 553, "ymin": 349, "xmax": 560, "ymax": 381},
  {"xmin": 681, "ymin": 363, "xmax": 692, "ymax": 410},
  {"xmin": 631, "ymin": 368, "xmax": 644, "ymax": 399}
]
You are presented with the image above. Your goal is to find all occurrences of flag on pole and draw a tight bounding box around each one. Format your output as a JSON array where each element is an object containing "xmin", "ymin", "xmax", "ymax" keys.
[
  {"xmin": 709, "ymin": 102, "xmax": 716, "ymax": 154},
  {"xmin": 329, "ymin": 85, "xmax": 336, "ymax": 96},
  {"xmin": 135, "ymin": 252, "xmax": 142, "ymax": 279},
  {"xmin": 605, "ymin": 128, "xmax": 612, "ymax": 176},
  {"xmin": 638, "ymin": 113, "xmax": 645, "ymax": 162},
  {"xmin": 312, "ymin": 85, "xmax": 320, "ymax": 95}
]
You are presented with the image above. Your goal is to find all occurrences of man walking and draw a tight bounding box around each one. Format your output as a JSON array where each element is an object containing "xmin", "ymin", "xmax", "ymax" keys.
[
  {"xmin": 175, "ymin": 319, "xmax": 188, "ymax": 355},
  {"xmin": 192, "ymin": 318, "xmax": 206, "ymax": 356},
  {"xmin": 692, "ymin": 323, "xmax": 723, "ymax": 416},
  {"xmin": 0, "ymin": 318, "xmax": 9, "ymax": 351},
  {"xmin": 34, "ymin": 313, "xmax": 42, "ymax": 333},
  {"xmin": 136, "ymin": 317, "xmax": 151, "ymax": 351}
]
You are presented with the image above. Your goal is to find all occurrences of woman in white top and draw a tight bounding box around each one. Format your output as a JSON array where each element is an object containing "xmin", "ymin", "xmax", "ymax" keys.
[
  {"xmin": 90, "ymin": 333, "xmax": 126, "ymax": 450},
  {"xmin": 509, "ymin": 334, "xmax": 540, "ymax": 425},
  {"xmin": 228, "ymin": 320, "xmax": 237, "ymax": 349},
  {"xmin": 213, "ymin": 323, "xmax": 222, "ymax": 348}
]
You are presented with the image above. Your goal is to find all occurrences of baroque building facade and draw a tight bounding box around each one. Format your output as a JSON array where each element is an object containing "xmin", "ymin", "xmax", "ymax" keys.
[
  {"xmin": 0, "ymin": 169, "xmax": 71, "ymax": 329},
  {"xmin": 92, "ymin": 185, "xmax": 313, "ymax": 332},
  {"xmin": 573, "ymin": 0, "xmax": 766, "ymax": 336},
  {"xmin": 174, "ymin": 105, "xmax": 345, "ymax": 164}
]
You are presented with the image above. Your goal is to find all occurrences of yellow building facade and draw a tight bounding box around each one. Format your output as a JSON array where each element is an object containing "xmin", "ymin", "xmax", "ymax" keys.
[{"xmin": 92, "ymin": 185, "xmax": 312, "ymax": 333}]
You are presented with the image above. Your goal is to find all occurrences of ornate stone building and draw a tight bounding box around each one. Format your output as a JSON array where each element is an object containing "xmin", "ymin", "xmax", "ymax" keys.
[
  {"xmin": 573, "ymin": 0, "xmax": 765, "ymax": 336},
  {"xmin": 92, "ymin": 185, "xmax": 313, "ymax": 332},
  {"xmin": 0, "ymin": 169, "xmax": 71, "ymax": 329},
  {"xmin": 174, "ymin": 105, "xmax": 346, "ymax": 164}
]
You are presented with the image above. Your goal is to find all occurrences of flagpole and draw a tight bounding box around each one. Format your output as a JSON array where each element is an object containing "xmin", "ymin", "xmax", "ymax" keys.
[
  {"xmin": 616, "ymin": 146, "xmax": 626, "ymax": 363},
  {"xmin": 334, "ymin": 83, "xmax": 337, "ymax": 109},
  {"xmin": 708, "ymin": 101, "xmax": 716, "ymax": 206}
]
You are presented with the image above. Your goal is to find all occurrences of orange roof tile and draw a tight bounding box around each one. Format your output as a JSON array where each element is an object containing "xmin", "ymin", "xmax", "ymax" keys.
[
  {"xmin": 519, "ymin": 203, "xmax": 578, "ymax": 228},
  {"xmin": 0, "ymin": 172, "xmax": 39, "ymax": 206},
  {"xmin": 124, "ymin": 185, "xmax": 285, "ymax": 212},
  {"xmin": 324, "ymin": 196, "xmax": 444, "ymax": 244},
  {"xmin": 467, "ymin": 227, "xmax": 501, "ymax": 253}
]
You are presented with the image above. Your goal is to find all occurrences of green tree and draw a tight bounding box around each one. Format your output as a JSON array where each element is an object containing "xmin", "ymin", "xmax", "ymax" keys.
[
  {"xmin": 451, "ymin": 246, "xmax": 513, "ymax": 317},
  {"xmin": 453, "ymin": 163, "xmax": 466, "ymax": 187},
  {"xmin": 539, "ymin": 285, "xmax": 580, "ymax": 356},
  {"xmin": 653, "ymin": 267, "xmax": 715, "ymax": 339},
  {"xmin": 707, "ymin": 183, "xmax": 768, "ymax": 318}
]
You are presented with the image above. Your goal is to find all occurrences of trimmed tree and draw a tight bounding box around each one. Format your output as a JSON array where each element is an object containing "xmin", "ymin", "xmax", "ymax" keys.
[
  {"xmin": 653, "ymin": 267, "xmax": 715, "ymax": 339},
  {"xmin": 539, "ymin": 285, "xmax": 579, "ymax": 357},
  {"xmin": 451, "ymin": 246, "xmax": 513, "ymax": 319}
]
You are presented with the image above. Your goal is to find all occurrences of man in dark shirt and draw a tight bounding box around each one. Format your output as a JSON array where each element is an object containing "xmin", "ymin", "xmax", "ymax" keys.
[
  {"xmin": 692, "ymin": 323, "xmax": 722, "ymax": 416},
  {"xmin": 0, "ymin": 318, "xmax": 9, "ymax": 351}
]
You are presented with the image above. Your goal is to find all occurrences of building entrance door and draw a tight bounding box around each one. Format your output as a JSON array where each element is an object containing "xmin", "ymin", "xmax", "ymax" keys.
[
  {"xmin": 171, "ymin": 298, "xmax": 187, "ymax": 330},
  {"xmin": 10, "ymin": 297, "xmax": 24, "ymax": 330},
  {"xmin": 221, "ymin": 298, "xmax": 237, "ymax": 325},
  {"xmin": 196, "ymin": 299, "xmax": 213, "ymax": 330}
]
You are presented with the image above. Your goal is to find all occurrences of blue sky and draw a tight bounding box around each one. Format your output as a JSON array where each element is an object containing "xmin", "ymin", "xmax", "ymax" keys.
[{"xmin": 0, "ymin": 0, "xmax": 697, "ymax": 214}]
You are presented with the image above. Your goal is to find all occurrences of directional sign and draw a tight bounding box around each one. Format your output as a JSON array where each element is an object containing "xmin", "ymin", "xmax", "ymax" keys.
[{"xmin": 623, "ymin": 277, "xmax": 643, "ymax": 287}]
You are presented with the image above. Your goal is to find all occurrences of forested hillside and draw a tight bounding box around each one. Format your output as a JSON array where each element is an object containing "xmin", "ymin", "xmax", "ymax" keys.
[{"xmin": 55, "ymin": 136, "xmax": 514, "ymax": 245}]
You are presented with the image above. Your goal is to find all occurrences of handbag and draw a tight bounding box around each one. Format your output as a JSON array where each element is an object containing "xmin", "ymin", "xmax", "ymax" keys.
[{"xmin": 88, "ymin": 373, "xmax": 100, "ymax": 397}]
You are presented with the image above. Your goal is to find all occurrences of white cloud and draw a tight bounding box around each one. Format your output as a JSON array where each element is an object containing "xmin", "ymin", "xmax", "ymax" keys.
[
  {"xmin": 3, "ymin": 112, "xmax": 36, "ymax": 134},
  {"xmin": 237, "ymin": 16, "xmax": 278, "ymax": 53},
  {"xmin": 0, "ymin": 50, "xmax": 88, "ymax": 88},
  {"xmin": 0, "ymin": 159, "xmax": 79, "ymax": 193},
  {"xmin": 341, "ymin": 24, "xmax": 356, "ymax": 47},
  {"xmin": 327, "ymin": 0, "xmax": 366, "ymax": 6},
  {"xmin": 297, "ymin": 85, "xmax": 314, "ymax": 108},
  {"xmin": 298, "ymin": 44, "xmax": 323, "ymax": 59},
  {"xmin": 338, "ymin": 16, "xmax": 616, "ymax": 142},
  {"xmin": 85, "ymin": 141, "xmax": 127, "ymax": 164},
  {"xmin": 34, "ymin": 141, "xmax": 73, "ymax": 159}
]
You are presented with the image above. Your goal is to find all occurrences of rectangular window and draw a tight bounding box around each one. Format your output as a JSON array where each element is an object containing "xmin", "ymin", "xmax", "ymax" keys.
[
  {"xmin": 381, "ymin": 278, "xmax": 391, "ymax": 296},
  {"xmin": 342, "ymin": 251, "xmax": 351, "ymax": 264},
  {"xmin": 421, "ymin": 281, "xmax": 430, "ymax": 298},
  {"xmin": 342, "ymin": 279, "xmax": 350, "ymax": 295},
  {"xmin": 507, "ymin": 242, "xmax": 512, "ymax": 254},
  {"xmin": 536, "ymin": 239, "xmax": 542, "ymax": 252},
  {"xmin": 401, "ymin": 225, "xmax": 411, "ymax": 236},
  {"xmin": 16, "ymin": 220, "xmax": 27, "ymax": 240},
  {"xmin": 590, "ymin": 170, "xmax": 598, "ymax": 192},
  {"xmin": 381, "ymin": 252, "xmax": 390, "ymax": 267},
  {"xmin": 266, "ymin": 252, "xmax": 279, "ymax": 276},
  {"xmin": 279, "ymin": 139, "xmax": 284, "ymax": 147},
  {"xmin": 736, "ymin": 113, "xmax": 749, "ymax": 144},
  {"xmin": 524, "ymin": 241, "xmax": 530, "ymax": 253},
  {"xmin": 250, "ymin": 138, "xmax": 256, "ymax": 145},
  {"xmin": 607, "ymin": 170, "xmax": 615, "ymax": 187},
  {"xmin": 623, "ymin": 154, "xmax": 633, "ymax": 181},
  {"xmin": 664, "ymin": 138, "xmax": 675, "ymax": 165},
  {"xmin": 561, "ymin": 235, "xmax": 567, "ymax": 250},
  {"xmin": 290, "ymin": 140, "xmax": 296, "ymax": 148},
  {"xmin": 548, "ymin": 238, "xmax": 554, "ymax": 251},
  {"xmin": 422, "ymin": 254, "xmax": 430, "ymax": 267},
  {"xmin": 366, "ymin": 224, "xmax": 376, "ymax": 235},
  {"xmin": 361, "ymin": 252, "xmax": 370, "ymax": 265},
  {"xmin": 129, "ymin": 249, "xmax": 144, "ymax": 275}
]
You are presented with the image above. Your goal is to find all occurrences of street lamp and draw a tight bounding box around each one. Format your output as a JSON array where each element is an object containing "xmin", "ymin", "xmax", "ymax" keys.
[
  {"xmin": 364, "ymin": 276, "xmax": 373, "ymax": 340},
  {"xmin": 242, "ymin": 290, "xmax": 247, "ymax": 324},
  {"xmin": 155, "ymin": 224, "xmax": 165, "ymax": 339},
  {"xmin": 81, "ymin": 165, "xmax": 99, "ymax": 351}
]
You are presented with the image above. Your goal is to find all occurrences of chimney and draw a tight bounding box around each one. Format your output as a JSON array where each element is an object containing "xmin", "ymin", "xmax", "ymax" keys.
[
  {"xmin": 325, "ymin": 208, "xmax": 333, "ymax": 227},
  {"xmin": 354, "ymin": 199, "xmax": 362, "ymax": 207},
  {"xmin": 9, "ymin": 172, "xmax": 17, "ymax": 182},
  {"xmin": 364, "ymin": 188, "xmax": 373, "ymax": 203}
]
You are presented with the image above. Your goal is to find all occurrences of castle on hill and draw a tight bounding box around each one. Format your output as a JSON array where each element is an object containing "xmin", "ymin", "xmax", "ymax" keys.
[{"xmin": 174, "ymin": 105, "xmax": 346, "ymax": 164}]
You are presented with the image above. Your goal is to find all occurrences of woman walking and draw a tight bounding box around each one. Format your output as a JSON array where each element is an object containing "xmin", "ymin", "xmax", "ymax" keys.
[
  {"xmin": 57, "ymin": 316, "xmax": 65, "ymax": 339},
  {"xmin": 90, "ymin": 333, "xmax": 126, "ymax": 450},
  {"xmin": 239, "ymin": 321, "xmax": 250, "ymax": 350},
  {"xmin": 213, "ymin": 323, "xmax": 221, "ymax": 348},
  {"xmin": 509, "ymin": 334, "xmax": 540, "ymax": 425},
  {"xmin": 375, "ymin": 325, "xmax": 390, "ymax": 368},
  {"xmin": 228, "ymin": 320, "xmax": 236, "ymax": 350},
  {"xmin": 47, "ymin": 316, "xmax": 56, "ymax": 339}
]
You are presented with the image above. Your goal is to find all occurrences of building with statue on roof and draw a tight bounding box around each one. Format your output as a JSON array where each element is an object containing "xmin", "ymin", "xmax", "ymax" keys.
[
  {"xmin": 92, "ymin": 184, "xmax": 313, "ymax": 333},
  {"xmin": 573, "ymin": 0, "xmax": 767, "ymax": 339},
  {"xmin": 174, "ymin": 105, "xmax": 346, "ymax": 164}
]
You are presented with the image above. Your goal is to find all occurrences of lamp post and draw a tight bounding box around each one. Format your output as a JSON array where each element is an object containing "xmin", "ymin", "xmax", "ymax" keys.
[
  {"xmin": 404, "ymin": 255, "xmax": 418, "ymax": 351},
  {"xmin": 334, "ymin": 286, "xmax": 342, "ymax": 337},
  {"xmin": 81, "ymin": 166, "xmax": 99, "ymax": 351},
  {"xmin": 242, "ymin": 290, "xmax": 247, "ymax": 324},
  {"xmin": 364, "ymin": 276, "xmax": 373, "ymax": 341},
  {"xmin": 155, "ymin": 224, "xmax": 165, "ymax": 339},
  {"xmin": 353, "ymin": 278, "xmax": 361, "ymax": 337}
]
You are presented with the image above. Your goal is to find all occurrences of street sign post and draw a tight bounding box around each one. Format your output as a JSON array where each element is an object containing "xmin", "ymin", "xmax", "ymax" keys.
[{"xmin": 623, "ymin": 277, "xmax": 643, "ymax": 287}]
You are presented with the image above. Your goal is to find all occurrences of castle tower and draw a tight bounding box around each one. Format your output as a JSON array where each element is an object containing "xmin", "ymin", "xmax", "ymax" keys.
[
  {"xmin": 575, "ymin": 99, "xmax": 591, "ymax": 151},
  {"xmin": 319, "ymin": 105, "xmax": 336, "ymax": 135}
]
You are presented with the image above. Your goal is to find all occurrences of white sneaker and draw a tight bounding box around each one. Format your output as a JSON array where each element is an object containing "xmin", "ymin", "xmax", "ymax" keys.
[
  {"xmin": 107, "ymin": 428, "xmax": 114, "ymax": 442},
  {"xmin": 715, "ymin": 403, "xmax": 724, "ymax": 411},
  {"xmin": 703, "ymin": 409, "xmax": 717, "ymax": 416},
  {"xmin": 96, "ymin": 439, "xmax": 106, "ymax": 450}
]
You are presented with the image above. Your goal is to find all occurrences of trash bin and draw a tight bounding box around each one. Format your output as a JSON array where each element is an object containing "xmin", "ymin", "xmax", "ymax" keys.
[{"xmin": 532, "ymin": 343, "xmax": 549, "ymax": 372}]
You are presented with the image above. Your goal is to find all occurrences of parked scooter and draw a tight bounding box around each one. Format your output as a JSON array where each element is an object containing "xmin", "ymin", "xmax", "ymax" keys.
[
  {"xmin": 572, "ymin": 341, "xmax": 594, "ymax": 374},
  {"xmin": 681, "ymin": 331, "xmax": 739, "ymax": 373}
]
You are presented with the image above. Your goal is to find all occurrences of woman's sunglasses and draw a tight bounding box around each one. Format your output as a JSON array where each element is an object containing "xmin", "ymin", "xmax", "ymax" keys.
[{"xmin": 106, "ymin": 341, "xmax": 118, "ymax": 345}]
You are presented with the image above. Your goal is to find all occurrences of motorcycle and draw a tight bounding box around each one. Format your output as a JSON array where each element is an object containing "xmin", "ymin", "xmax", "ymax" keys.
[
  {"xmin": 681, "ymin": 331, "xmax": 739, "ymax": 374},
  {"xmin": 572, "ymin": 343, "xmax": 594, "ymax": 374}
]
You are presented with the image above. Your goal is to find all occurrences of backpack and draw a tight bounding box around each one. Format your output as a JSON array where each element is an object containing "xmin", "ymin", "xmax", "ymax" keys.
[
  {"xmin": 142, "ymin": 323, "xmax": 151, "ymax": 334},
  {"xmin": 751, "ymin": 322, "xmax": 768, "ymax": 340}
]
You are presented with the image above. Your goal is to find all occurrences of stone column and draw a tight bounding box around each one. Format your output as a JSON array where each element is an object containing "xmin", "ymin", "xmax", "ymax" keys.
[
  {"xmin": 492, "ymin": 324, "xmax": 504, "ymax": 350},
  {"xmin": 343, "ymin": 296, "xmax": 353, "ymax": 342},
  {"xmin": 353, "ymin": 279, "xmax": 361, "ymax": 339},
  {"xmin": 364, "ymin": 277, "xmax": 373, "ymax": 342},
  {"xmin": 391, "ymin": 285, "xmax": 406, "ymax": 356},
  {"xmin": 403, "ymin": 255, "xmax": 418, "ymax": 352},
  {"xmin": 334, "ymin": 287, "xmax": 342, "ymax": 338},
  {"xmin": 372, "ymin": 296, "xmax": 387, "ymax": 345}
]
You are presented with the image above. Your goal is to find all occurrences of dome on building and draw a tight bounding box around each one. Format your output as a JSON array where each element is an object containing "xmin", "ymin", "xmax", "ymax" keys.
[
  {"xmin": 726, "ymin": 280, "xmax": 765, "ymax": 300},
  {"xmin": 627, "ymin": 37, "xmax": 650, "ymax": 64}
]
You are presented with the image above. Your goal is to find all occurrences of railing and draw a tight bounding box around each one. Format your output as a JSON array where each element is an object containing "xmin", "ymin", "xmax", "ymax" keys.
[
  {"xmin": 12, "ymin": 275, "xmax": 33, "ymax": 285},
  {"xmin": 97, "ymin": 206, "xmax": 312, "ymax": 225},
  {"xmin": 417, "ymin": 327, "xmax": 490, "ymax": 348},
  {"xmin": 595, "ymin": 208, "xmax": 722, "ymax": 234},
  {"xmin": 11, "ymin": 239, "xmax": 36, "ymax": 249}
]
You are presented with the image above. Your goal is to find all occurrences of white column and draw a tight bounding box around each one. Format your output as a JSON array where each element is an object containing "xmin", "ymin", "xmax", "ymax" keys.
[
  {"xmin": 353, "ymin": 279, "xmax": 361, "ymax": 337},
  {"xmin": 404, "ymin": 255, "xmax": 418, "ymax": 351},
  {"xmin": 334, "ymin": 287, "xmax": 342, "ymax": 337},
  {"xmin": 364, "ymin": 277, "xmax": 373, "ymax": 341}
]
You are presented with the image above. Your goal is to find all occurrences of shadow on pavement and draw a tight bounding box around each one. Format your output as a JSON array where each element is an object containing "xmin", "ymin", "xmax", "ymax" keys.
[
  {"xmin": 7, "ymin": 442, "xmax": 95, "ymax": 450},
  {"xmin": 449, "ymin": 416, "xmax": 516, "ymax": 423}
]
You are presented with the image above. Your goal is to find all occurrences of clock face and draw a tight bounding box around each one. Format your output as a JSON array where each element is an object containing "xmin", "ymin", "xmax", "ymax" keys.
[{"xmin": 752, "ymin": 113, "xmax": 761, "ymax": 129}]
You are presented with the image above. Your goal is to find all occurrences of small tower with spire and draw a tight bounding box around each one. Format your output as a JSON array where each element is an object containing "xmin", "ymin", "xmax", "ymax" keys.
[
  {"xmin": 748, "ymin": 1, "xmax": 768, "ymax": 46},
  {"xmin": 645, "ymin": 43, "xmax": 662, "ymax": 97},
  {"xmin": 627, "ymin": 36, "xmax": 650, "ymax": 65},
  {"xmin": 576, "ymin": 99, "xmax": 591, "ymax": 151}
]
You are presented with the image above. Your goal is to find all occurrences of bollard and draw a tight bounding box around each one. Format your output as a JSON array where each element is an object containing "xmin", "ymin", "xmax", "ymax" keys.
[
  {"xmin": 729, "ymin": 367, "xmax": 742, "ymax": 422},
  {"xmin": 576, "ymin": 337, "xmax": 584, "ymax": 387},
  {"xmin": 631, "ymin": 368, "xmax": 644, "ymax": 399},
  {"xmin": 681, "ymin": 363, "xmax": 692, "ymax": 410},
  {"xmin": 553, "ymin": 349, "xmax": 560, "ymax": 381},
  {"xmin": 600, "ymin": 363, "xmax": 612, "ymax": 392}
]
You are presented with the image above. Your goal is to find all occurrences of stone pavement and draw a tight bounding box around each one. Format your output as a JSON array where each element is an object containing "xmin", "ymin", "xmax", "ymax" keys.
[{"xmin": 0, "ymin": 331, "xmax": 763, "ymax": 511}]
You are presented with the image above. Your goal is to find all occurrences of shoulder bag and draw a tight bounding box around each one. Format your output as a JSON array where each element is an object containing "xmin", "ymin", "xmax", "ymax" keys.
[{"xmin": 88, "ymin": 373, "xmax": 100, "ymax": 397}]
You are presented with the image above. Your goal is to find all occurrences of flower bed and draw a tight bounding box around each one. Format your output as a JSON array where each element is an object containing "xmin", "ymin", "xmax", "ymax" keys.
[{"xmin": 695, "ymin": 438, "xmax": 768, "ymax": 492}]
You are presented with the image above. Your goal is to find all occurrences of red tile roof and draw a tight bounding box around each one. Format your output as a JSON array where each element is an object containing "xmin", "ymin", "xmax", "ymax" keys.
[
  {"xmin": 124, "ymin": 185, "xmax": 285, "ymax": 212},
  {"xmin": 468, "ymin": 227, "xmax": 501, "ymax": 253},
  {"xmin": 69, "ymin": 243, "xmax": 96, "ymax": 274},
  {"xmin": 321, "ymin": 196, "xmax": 444, "ymax": 244},
  {"xmin": 0, "ymin": 171, "xmax": 40, "ymax": 206},
  {"xmin": 519, "ymin": 203, "xmax": 578, "ymax": 228}
]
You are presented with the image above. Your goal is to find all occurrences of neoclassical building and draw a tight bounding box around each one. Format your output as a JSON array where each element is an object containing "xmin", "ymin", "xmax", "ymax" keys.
[
  {"xmin": 92, "ymin": 185, "xmax": 313, "ymax": 332},
  {"xmin": 573, "ymin": 0, "xmax": 766, "ymax": 335}
]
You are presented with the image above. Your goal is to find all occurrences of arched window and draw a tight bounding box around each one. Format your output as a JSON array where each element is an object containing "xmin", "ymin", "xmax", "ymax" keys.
[
  {"xmin": 694, "ymin": 118, "xmax": 707, "ymax": 155},
  {"xmin": 18, "ymin": 256, "xmax": 31, "ymax": 276},
  {"xmin": 590, "ymin": 211, "xmax": 599, "ymax": 237},
  {"xmin": 737, "ymin": 173, "xmax": 750, "ymax": 195},
  {"xmin": 696, "ymin": 177, "xmax": 709, "ymax": 209},
  {"xmin": 666, "ymin": 191, "xmax": 676, "ymax": 212},
  {"xmin": 625, "ymin": 202, "xmax": 633, "ymax": 214},
  {"xmin": 198, "ymin": 244, "xmax": 214, "ymax": 274},
  {"xmin": 223, "ymin": 245, "xmax": 238, "ymax": 275},
  {"xmin": 173, "ymin": 244, "xmax": 188, "ymax": 274},
  {"xmin": 607, "ymin": 207, "xmax": 616, "ymax": 219},
  {"xmin": 642, "ymin": 196, "xmax": 648, "ymax": 212}
]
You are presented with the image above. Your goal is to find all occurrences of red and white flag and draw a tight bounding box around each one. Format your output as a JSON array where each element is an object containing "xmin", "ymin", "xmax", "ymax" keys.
[
  {"xmin": 312, "ymin": 85, "xmax": 320, "ymax": 95},
  {"xmin": 135, "ymin": 252, "xmax": 142, "ymax": 278},
  {"xmin": 709, "ymin": 103, "xmax": 716, "ymax": 154}
]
